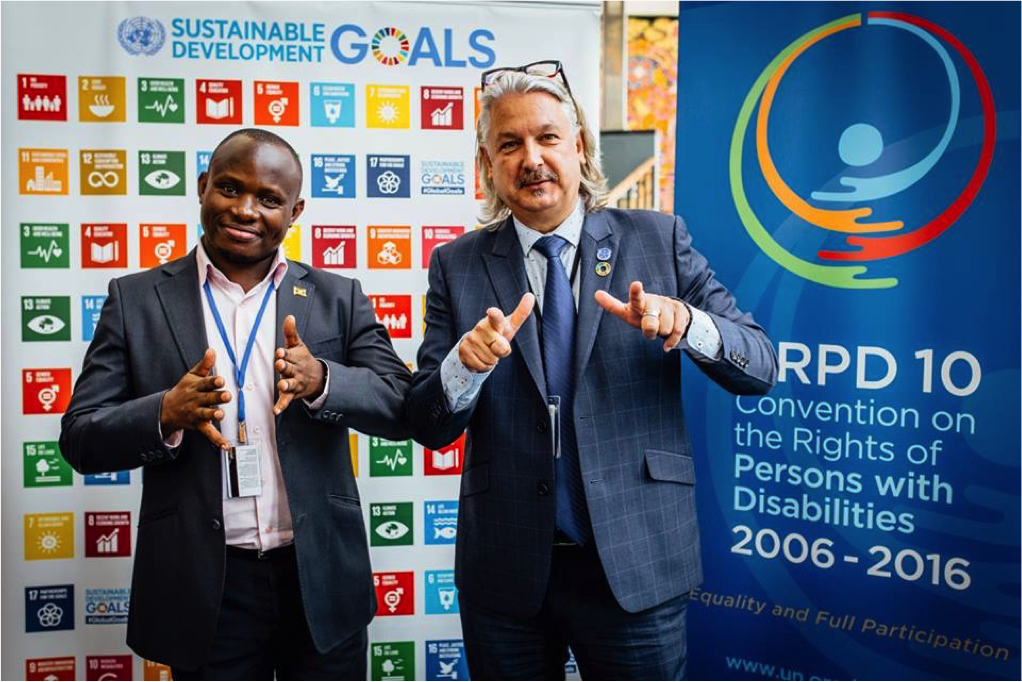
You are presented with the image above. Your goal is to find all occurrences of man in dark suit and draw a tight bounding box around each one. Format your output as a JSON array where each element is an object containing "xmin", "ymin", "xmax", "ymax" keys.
[
  {"xmin": 60, "ymin": 129, "xmax": 411, "ymax": 679},
  {"xmin": 406, "ymin": 63, "xmax": 777, "ymax": 679}
]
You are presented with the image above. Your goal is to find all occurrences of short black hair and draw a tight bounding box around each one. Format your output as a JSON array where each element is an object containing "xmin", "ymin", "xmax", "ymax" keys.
[{"xmin": 208, "ymin": 128, "xmax": 303, "ymax": 195}]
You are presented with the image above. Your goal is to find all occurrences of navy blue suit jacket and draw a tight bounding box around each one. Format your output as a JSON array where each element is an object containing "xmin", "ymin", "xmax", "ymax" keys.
[
  {"xmin": 60, "ymin": 250, "xmax": 411, "ymax": 669},
  {"xmin": 407, "ymin": 208, "xmax": 776, "ymax": 617}
]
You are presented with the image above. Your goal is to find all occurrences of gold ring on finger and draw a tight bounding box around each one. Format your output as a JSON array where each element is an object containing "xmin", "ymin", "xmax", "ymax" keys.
[{"xmin": 642, "ymin": 309, "xmax": 662, "ymax": 319}]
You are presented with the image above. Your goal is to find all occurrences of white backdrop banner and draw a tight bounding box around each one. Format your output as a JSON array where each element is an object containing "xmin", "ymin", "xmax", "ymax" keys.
[{"xmin": 1, "ymin": 2, "xmax": 600, "ymax": 679}]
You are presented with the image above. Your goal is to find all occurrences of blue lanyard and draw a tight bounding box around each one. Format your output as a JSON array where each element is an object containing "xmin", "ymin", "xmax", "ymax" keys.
[{"xmin": 203, "ymin": 278, "xmax": 275, "ymax": 443}]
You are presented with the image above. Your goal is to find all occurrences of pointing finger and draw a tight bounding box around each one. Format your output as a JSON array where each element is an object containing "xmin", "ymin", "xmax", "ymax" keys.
[
  {"xmin": 503, "ymin": 293, "xmax": 536, "ymax": 339},
  {"xmin": 594, "ymin": 290, "xmax": 632, "ymax": 323}
]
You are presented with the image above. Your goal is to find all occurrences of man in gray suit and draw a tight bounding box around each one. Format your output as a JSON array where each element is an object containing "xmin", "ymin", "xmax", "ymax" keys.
[
  {"xmin": 406, "ymin": 62, "xmax": 777, "ymax": 679},
  {"xmin": 60, "ymin": 129, "xmax": 411, "ymax": 679}
]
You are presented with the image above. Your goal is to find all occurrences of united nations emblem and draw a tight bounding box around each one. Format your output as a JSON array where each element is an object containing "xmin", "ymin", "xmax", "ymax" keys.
[{"xmin": 117, "ymin": 16, "xmax": 165, "ymax": 56}]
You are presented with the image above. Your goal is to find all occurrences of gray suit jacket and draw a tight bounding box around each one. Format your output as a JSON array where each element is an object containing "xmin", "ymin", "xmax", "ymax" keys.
[
  {"xmin": 407, "ymin": 208, "xmax": 776, "ymax": 617},
  {"xmin": 60, "ymin": 250, "xmax": 411, "ymax": 669}
]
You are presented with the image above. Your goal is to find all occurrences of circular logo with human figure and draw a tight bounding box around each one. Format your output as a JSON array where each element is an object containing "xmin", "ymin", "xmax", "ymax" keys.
[
  {"xmin": 117, "ymin": 16, "xmax": 166, "ymax": 56},
  {"xmin": 731, "ymin": 12, "xmax": 994, "ymax": 289}
]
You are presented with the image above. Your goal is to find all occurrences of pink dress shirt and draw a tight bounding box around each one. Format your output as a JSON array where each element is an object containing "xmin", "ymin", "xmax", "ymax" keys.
[{"xmin": 163, "ymin": 243, "xmax": 330, "ymax": 550}]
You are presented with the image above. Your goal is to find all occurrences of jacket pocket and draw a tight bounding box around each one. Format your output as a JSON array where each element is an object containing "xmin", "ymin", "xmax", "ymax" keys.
[
  {"xmin": 137, "ymin": 507, "xmax": 178, "ymax": 527},
  {"xmin": 307, "ymin": 337, "xmax": 346, "ymax": 361},
  {"xmin": 328, "ymin": 493, "xmax": 362, "ymax": 510},
  {"xmin": 645, "ymin": 448, "xmax": 695, "ymax": 485}
]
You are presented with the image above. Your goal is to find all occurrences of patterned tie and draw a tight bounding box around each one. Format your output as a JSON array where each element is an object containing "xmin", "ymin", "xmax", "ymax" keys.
[{"xmin": 534, "ymin": 235, "xmax": 592, "ymax": 545}]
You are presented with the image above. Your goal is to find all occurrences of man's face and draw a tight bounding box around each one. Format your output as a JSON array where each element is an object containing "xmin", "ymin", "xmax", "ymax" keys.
[
  {"xmin": 482, "ymin": 91, "xmax": 585, "ymax": 230},
  {"xmin": 198, "ymin": 136, "xmax": 304, "ymax": 266}
]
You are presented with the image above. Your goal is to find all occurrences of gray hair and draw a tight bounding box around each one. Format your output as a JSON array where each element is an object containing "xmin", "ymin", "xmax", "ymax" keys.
[{"xmin": 476, "ymin": 71, "xmax": 608, "ymax": 227}]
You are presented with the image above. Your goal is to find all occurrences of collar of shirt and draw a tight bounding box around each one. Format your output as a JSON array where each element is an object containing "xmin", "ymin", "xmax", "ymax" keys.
[
  {"xmin": 196, "ymin": 240, "xmax": 289, "ymax": 296},
  {"xmin": 512, "ymin": 199, "xmax": 585, "ymax": 258}
]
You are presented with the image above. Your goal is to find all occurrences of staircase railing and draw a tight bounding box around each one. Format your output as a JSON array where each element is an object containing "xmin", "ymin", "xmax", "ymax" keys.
[{"xmin": 606, "ymin": 156, "xmax": 658, "ymax": 210}]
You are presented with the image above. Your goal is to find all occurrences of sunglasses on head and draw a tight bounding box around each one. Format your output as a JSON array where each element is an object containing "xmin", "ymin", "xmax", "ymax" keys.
[{"xmin": 480, "ymin": 60, "xmax": 573, "ymax": 98}]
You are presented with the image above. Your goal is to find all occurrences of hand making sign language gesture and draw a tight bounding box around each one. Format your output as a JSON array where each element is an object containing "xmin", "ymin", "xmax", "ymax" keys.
[
  {"xmin": 273, "ymin": 314, "xmax": 326, "ymax": 414},
  {"xmin": 459, "ymin": 293, "xmax": 536, "ymax": 372},
  {"xmin": 595, "ymin": 281, "xmax": 692, "ymax": 352},
  {"xmin": 159, "ymin": 348, "xmax": 232, "ymax": 450}
]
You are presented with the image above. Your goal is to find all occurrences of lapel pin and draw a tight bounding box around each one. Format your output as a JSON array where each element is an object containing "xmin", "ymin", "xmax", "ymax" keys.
[
  {"xmin": 595, "ymin": 261, "xmax": 612, "ymax": 277},
  {"xmin": 596, "ymin": 247, "xmax": 612, "ymax": 261},
  {"xmin": 293, "ymin": 286, "xmax": 307, "ymax": 298}
]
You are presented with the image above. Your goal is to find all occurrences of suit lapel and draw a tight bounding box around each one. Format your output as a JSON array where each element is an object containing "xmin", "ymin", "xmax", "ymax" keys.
[
  {"xmin": 482, "ymin": 218, "xmax": 546, "ymax": 401},
  {"xmin": 275, "ymin": 261, "xmax": 314, "ymax": 349},
  {"xmin": 574, "ymin": 211, "xmax": 619, "ymax": 383},
  {"xmin": 155, "ymin": 249, "xmax": 208, "ymax": 372},
  {"xmin": 275, "ymin": 261, "xmax": 315, "ymax": 408}
]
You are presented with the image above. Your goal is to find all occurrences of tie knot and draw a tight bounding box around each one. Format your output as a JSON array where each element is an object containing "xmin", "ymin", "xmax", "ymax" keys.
[{"xmin": 534, "ymin": 235, "xmax": 570, "ymax": 261}]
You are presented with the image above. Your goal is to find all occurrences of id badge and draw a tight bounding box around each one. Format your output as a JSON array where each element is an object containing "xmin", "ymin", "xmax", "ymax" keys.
[
  {"xmin": 224, "ymin": 442, "xmax": 263, "ymax": 498},
  {"xmin": 547, "ymin": 396, "xmax": 561, "ymax": 459}
]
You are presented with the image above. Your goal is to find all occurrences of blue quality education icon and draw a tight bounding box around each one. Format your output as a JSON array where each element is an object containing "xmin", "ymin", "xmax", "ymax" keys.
[
  {"xmin": 310, "ymin": 82, "xmax": 355, "ymax": 127},
  {"xmin": 25, "ymin": 585, "xmax": 74, "ymax": 632},
  {"xmin": 367, "ymin": 154, "xmax": 410, "ymax": 198},
  {"xmin": 424, "ymin": 500, "xmax": 458, "ymax": 545},
  {"xmin": 424, "ymin": 570, "xmax": 459, "ymax": 614},
  {"xmin": 312, "ymin": 154, "xmax": 356, "ymax": 198}
]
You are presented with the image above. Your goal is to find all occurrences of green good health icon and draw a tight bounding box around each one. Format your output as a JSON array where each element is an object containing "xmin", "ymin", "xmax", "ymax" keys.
[
  {"xmin": 24, "ymin": 442, "xmax": 72, "ymax": 488},
  {"xmin": 138, "ymin": 78, "xmax": 185, "ymax": 123},
  {"xmin": 369, "ymin": 437, "xmax": 413, "ymax": 477},
  {"xmin": 139, "ymin": 150, "xmax": 186, "ymax": 196},
  {"xmin": 370, "ymin": 502, "xmax": 413, "ymax": 546},
  {"xmin": 21, "ymin": 223, "xmax": 70, "ymax": 268},
  {"xmin": 22, "ymin": 296, "xmax": 71, "ymax": 342}
]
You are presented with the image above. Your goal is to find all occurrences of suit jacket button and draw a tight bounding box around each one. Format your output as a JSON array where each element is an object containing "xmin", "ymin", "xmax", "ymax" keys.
[
  {"xmin": 536, "ymin": 421, "xmax": 547, "ymax": 433},
  {"xmin": 537, "ymin": 481, "xmax": 550, "ymax": 496},
  {"xmin": 211, "ymin": 519, "xmax": 222, "ymax": 531}
]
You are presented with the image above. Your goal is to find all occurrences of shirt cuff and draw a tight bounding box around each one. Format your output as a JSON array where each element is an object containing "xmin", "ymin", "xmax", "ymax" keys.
[
  {"xmin": 303, "ymin": 360, "xmax": 330, "ymax": 410},
  {"xmin": 441, "ymin": 335, "xmax": 492, "ymax": 412},
  {"xmin": 682, "ymin": 304, "xmax": 723, "ymax": 360},
  {"xmin": 158, "ymin": 391, "xmax": 184, "ymax": 449}
]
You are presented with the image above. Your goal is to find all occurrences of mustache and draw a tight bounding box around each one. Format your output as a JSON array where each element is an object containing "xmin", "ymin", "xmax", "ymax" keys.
[{"xmin": 515, "ymin": 169, "xmax": 558, "ymax": 189}]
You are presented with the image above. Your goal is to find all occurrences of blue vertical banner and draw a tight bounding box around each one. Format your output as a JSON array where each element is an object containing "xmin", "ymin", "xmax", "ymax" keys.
[{"xmin": 676, "ymin": 2, "xmax": 1019, "ymax": 679}]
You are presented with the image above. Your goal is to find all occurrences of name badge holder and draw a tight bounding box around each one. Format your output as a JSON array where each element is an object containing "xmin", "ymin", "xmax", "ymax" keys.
[
  {"xmin": 547, "ymin": 396, "xmax": 562, "ymax": 459},
  {"xmin": 225, "ymin": 443, "xmax": 263, "ymax": 498}
]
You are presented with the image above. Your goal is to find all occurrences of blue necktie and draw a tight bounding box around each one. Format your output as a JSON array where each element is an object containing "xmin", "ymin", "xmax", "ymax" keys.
[{"xmin": 534, "ymin": 236, "xmax": 592, "ymax": 545}]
